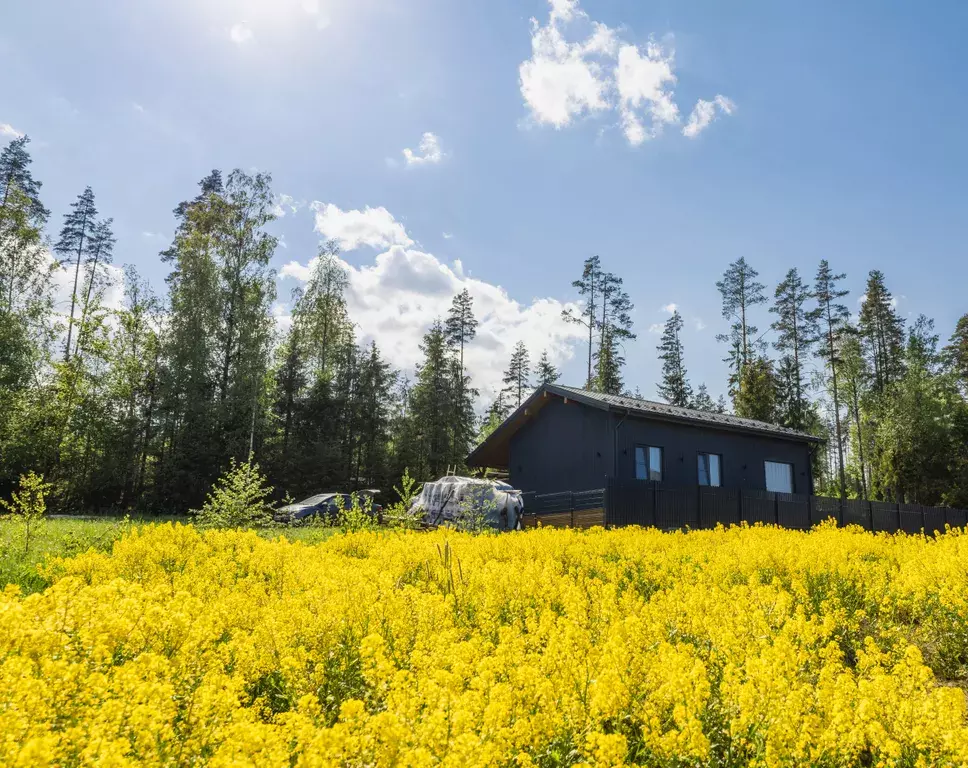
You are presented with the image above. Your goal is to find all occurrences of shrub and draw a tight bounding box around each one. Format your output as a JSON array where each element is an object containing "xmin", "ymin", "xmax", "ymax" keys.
[
  {"xmin": 193, "ymin": 454, "xmax": 275, "ymax": 529},
  {"xmin": 1, "ymin": 470, "xmax": 52, "ymax": 555}
]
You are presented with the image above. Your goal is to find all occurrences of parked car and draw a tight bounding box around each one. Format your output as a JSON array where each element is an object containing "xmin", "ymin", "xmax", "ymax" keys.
[{"xmin": 274, "ymin": 490, "xmax": 382, "ymax": 524}]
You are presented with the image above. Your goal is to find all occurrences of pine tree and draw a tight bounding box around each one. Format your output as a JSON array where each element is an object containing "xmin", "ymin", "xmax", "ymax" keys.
[
  {"xmin": 656, "ymin": 310, "xmax": 692, "ymax": 407},
  {"xmin": 598, "ymin": 271, "xmax": 635, "ymax": 353},
  {"xmin": 444, "ymin": 289, "xmax": 478, "ymax": 373},
  {"xmin": 535, "ymin": 350, "xmax": 560, "ymax": 386},
  {"xmin": 839, "ymin": 332, "xmax": 870, "ymax": 498},
  {"xmin": 716, "ymin": 257, "xmax": 766, "ymax": 398},
  {"xmin": 0, "ymin": 135, "xmax": 48, "ymax": 223},
  {"xmin": 73, "ymin": 218, "xmax": 116, "ymax": 359},
  {"xmin": 502, "ymin": 341, "xmax": 531, "ymax": 408},
  {"xmin": 770, "ymin": 267, "xmax": 815, "ymax": 430},
  {"xmin": 444, "ymin": 289, "xmax": 478, "ymax": 468},
  {"xmin": 561, "ymin": 255, "xmax": 601, "ymax": 388},
  {"xmin": 808, "ymin": 260, "xmax": 851, "ymax": 497},
  {"xmin": 54, "ymin": 187, "xmax": 99, "ymax": 362}
]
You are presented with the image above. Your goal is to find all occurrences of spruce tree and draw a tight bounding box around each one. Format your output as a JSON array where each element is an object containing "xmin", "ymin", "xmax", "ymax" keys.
[
  {"xmin": 808, "ymin": 260, "xmax": 851, "ymax": 497},
  {"xmin": 733, "ymin": 357, "xmax": 778, "ymax": 423},
  {"xmin": 691, "ymin": 383, "xmax": 715, "ymax": 412},
  {"xmin": 502, "ymin": 341, "xmax": 531, "ymax": 408},
  {"xmin": 656, "ymin": 309, "xmax": 692, "ymax": 407},
  {"xmin": 54, "ymin": 187, "xmax": 98, "ymax": 362},
  {"xmin": 593, "ymin": 325, "xmax": 624, "ymax": 395},
  {"xmin": 535, "ymin": 350, "xmax": 560, "ymax": 385},
  {"xmin": 858, "ymin": 270, "xmax": 905, "ymax": 393},
  {"xmin": 409, "ymin": 320, "xmax": 453, "ymax": 477}
]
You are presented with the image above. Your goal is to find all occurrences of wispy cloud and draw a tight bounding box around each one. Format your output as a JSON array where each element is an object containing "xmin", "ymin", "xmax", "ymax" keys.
[
  {"xmin": 402, "ymin": 132, "xmax": 445, "ymax": 166},
  {"xmin": 661, "ymin": 302, "xmax": 678, "ymax": 314},
  {"xmin": 682, "ymin": 95, "xmax": 736, "ymax": 138},
  {"xmin": 0, "ymin": 123, "xmax": 24, "ymax": 138},
  {"xmin": 229, "ymin": 22, "xmax": 253, "ymax": 45}
]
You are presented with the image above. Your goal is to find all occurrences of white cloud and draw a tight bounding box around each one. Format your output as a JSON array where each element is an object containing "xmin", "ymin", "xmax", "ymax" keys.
[
  {"xmin": 402, "ymin": 132, "xmax": 445, "ymax": 166},
  {"xmin": 279, "ymin": 210, "xmax": 585, "ymax": 402},
  {"xmin": 274, "ymin": 203, "xmax": 583, "ymax": 403},
  {"xmin": 519, "ymin": 0, "xmax": 732, "ymax": 145},
  {"xmin": 518, "ymin": 11, "xmax": 612, "ymax": 128},
  {"xmin": 694, "ymin": 317, "xmax": 706, "ymax": 331},
  {"xmin": 682, "ymin": 94, "xmax": 736, "ymax": 138},
  {"xmin": 229, "ymin": 22, "xmax": 253, "ymax": 45},
  {"xmin": 301, "ymin": 0, "xmax": 331, "ymax": 29},
  {"xmin": 1, "ymin": 123, "xmax": 24, "ymax": 139},
  {"xmin": 271, "ymin": 194, "xmax": 301, "ymax": 218},
  {"xmin": 648, "ymin": 322, "xmax": 664, "ymax": 334},
  {"xmin": 442, "ymin": 232, "xmax": 454, "ymax": 240},
  {"xmin": 615, "ymin": 42, "xmax": 679, "ymax": 145},
  {"xmin": 131, "ymin": 102, "xmax": 146, "ymax": 114},
  {"xmin": 50, "ymin": 258, "xmax": 126, "ymax": 320},
  {"xmin": 661, "ymin": 302, "xmax": 678, "ymax": 314},
  {"xmin": 311, "ymin": 202, "xmax": 414, "ymax": 251}
]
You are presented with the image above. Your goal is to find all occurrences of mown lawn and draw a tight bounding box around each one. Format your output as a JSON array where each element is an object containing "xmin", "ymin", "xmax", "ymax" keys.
[{"xmin": 0, "ymin": 516, "xmax": 341, "ymax": 594}]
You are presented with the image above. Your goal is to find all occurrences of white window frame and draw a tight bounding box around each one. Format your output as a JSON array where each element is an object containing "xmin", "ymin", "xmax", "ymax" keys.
[
  {"xmin": 764, "ymin": 461, "xmax": 794, "ymax": 493},
  {"xmin": 698, "ymin": 453, "xmax": 722, "ymax": 487},
  {"xmin": 635, "ymin": 445, "xmax": 663, "ymax": 482}
]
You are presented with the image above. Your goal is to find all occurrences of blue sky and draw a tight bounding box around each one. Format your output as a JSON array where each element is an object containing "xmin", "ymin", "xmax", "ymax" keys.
[{"xmin": 4, "ymin": 0, "xmax": 968, "ymax": 403}]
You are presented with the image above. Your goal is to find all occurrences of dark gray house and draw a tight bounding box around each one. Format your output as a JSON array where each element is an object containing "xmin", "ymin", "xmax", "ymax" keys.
[{"xmin": 467, "ymin": 384, "xmax": 822, "ymax": 496}]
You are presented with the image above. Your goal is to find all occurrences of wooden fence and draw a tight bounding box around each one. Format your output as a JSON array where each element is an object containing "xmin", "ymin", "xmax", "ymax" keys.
[
  {"xmin": 602, "ymin": 478, "xmax": 968, "ymax": 534},
  {"xmin": 520, "ymin": 489, "xmax": 606, "ymax": 529}
]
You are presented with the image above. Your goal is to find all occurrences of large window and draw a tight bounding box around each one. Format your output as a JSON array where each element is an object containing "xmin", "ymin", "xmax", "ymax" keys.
[
  {"xmin": 698, "ymin": 453, "xmax": 722, "ymax": 487},
  {"xmin": 765, "ymin": 461, "xmax": 794, "ymax": 493},
  {"xmin": 635, "ymin": 446, "xmax": 663, "ymax": 482}
]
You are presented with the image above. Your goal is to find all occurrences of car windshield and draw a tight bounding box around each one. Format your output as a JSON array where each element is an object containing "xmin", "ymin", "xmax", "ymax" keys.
[{"xmin": 297, "ymin": 494, "xmax": 335, "ymax": 506}]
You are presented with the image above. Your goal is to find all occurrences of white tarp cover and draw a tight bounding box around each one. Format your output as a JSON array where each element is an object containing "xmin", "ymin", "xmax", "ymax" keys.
[{"xmin": 412, "ymin": 476, "xmax": 524, "ymax": 530}]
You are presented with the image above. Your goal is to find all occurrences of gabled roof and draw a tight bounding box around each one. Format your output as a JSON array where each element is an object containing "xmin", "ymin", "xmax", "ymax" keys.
[{"xmin": 466, "ymin": 383, "xmax": 822, "ymax": 469}]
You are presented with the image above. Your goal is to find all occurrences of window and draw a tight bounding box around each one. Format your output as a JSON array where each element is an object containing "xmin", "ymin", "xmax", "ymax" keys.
[
  {"xmin": 635, "ymin": 445, "xmax": 663, "ymax": 482},
  {"xmin": 765, "ymin": 461, "xmax": 794, "ymax": 493},
  {"xmin": 698, "ymin": 453, "xmax": 722, "ymax": 487}
]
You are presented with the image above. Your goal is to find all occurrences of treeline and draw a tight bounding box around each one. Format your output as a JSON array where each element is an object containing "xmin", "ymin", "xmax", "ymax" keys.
[
  {"xmin": 648, "ymin": 257, "xmax": 968, "ymax": 506},
  {"xmin": 2, "ymin": 133, "xmax": 967, "ymax": 512},
  {"xmin": 0, "ymin": 137, "xmax": 561, "ymax": 512}
]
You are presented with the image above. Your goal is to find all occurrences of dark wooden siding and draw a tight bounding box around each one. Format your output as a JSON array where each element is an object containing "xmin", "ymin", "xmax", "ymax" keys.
[
  {"xmin": 508, "ymin": 398, "xmax": 612, "ymax": 494},
  {"xmin": 611, "ymin": 412, "xmax": 813, "ymax": 493},
  {"xmin": 508, "ymin": 400, "xmax": 813, "ymax": 496}
]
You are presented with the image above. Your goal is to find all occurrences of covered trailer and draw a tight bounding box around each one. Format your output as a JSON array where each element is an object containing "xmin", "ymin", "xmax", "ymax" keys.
[{"xmin": 411, "ymin": 476, "xmax": 524, "ymax": 530}]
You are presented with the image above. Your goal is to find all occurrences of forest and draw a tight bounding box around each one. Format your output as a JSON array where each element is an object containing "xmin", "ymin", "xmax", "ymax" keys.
[{"xmin": 2, "ymin": 133, "xmax": 968, "ymax": 513}]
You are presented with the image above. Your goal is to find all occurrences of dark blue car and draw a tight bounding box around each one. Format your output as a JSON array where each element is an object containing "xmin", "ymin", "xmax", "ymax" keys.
[{"xmin": 274, "ymin": 491, "xmax": 382, "ymax": 524}]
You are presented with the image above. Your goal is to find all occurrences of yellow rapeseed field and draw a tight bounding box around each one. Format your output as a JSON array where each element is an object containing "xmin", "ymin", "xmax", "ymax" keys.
[{"xmin": 2, "ymin": 522, "xmax": 968, "ymax": 767}]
